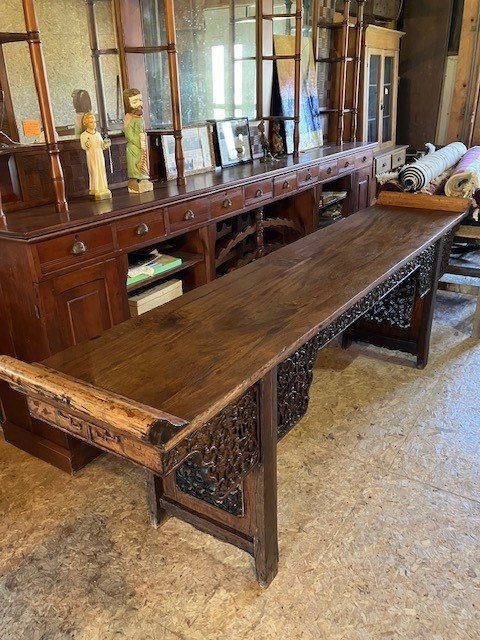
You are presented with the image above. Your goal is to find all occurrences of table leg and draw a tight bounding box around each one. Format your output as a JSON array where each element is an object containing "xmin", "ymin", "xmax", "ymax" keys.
[
  {"xmin": 146, "ymin": 473, "xmax": 168, "ymax": 528},
  {"xmin": 253, "ymin": 367, "xmax": 279, "ymax": 587},
  {"xmin": 147, "ymin": 371, "xmax": 279, "ymax": 586}
]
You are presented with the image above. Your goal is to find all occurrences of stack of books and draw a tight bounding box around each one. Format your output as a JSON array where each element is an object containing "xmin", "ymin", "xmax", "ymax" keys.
[
  {"xmin": 129, "ymin": 279, "xmax": 183, "ymax": 316},
  {"xmin": 127, "ymin": 250, "xmax": 182, "ymax": 287}
]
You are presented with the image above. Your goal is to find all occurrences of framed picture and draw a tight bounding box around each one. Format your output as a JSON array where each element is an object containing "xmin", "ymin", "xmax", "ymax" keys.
[
  {"xmin": 210, "ymin": 118, "xmax": 253, "ymax": 168},
  {"xmin": 159, "ymin": 124, "xmax": 215, "ymax": 180}
]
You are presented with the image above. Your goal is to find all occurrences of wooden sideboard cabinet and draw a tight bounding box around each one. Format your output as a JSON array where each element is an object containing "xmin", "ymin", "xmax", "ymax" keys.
[{"xmin": 0, "ymin": 143, "xmax": 375, "ymax": 472}]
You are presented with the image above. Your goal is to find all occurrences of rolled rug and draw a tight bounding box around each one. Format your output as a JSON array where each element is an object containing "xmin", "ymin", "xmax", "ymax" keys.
[
  {"xmin": 444, "ymin": 146, "xmax": 480, "ymax": 197},
  {"xmin": 398, "ymin": 142, "xmax": 467, "ymax": 191}
]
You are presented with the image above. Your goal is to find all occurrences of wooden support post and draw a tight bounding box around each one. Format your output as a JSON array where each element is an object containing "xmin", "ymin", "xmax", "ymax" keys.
[
  {"xmin": 351, "ymin": 0, "xmax": 366, "ymax": 142},
  {"xmin": 293, "ymin": 7, "xmax": 302, "ymax": 159},
  {"xmin": 337, "ymin": 0, "xmax": 351, "ymax": 145},
  {"xmin": 22, "ymin": 0, "xmax": 68, "ymax": 215},
  {"xmin": 85, "ymin": 0, "xmax": 109, "ymax": 138},
  {"xmin": 146, "ymin": 473, "xmax": 169, "ymax": 528},
  {"xmin": 252, "ymin": 367, "xmax": 279, "ymax": 587},
  {"xmin": 416, "ymin": 239, "xmax": 445, "ymax": 368},
  {"xmin": 163, "ymin": 0, "xmax": 185, "ymax": 187}
]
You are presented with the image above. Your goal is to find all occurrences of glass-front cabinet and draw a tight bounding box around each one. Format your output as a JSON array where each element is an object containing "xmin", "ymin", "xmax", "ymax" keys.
[{"xmin": 362, "ymin": 27, "xmax": 404, "ymax": 150}]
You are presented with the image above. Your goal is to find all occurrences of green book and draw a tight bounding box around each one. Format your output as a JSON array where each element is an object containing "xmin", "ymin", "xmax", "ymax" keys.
[{"xmin": 127, "ymin": 254, "xmax": 183, "ymax": 286}]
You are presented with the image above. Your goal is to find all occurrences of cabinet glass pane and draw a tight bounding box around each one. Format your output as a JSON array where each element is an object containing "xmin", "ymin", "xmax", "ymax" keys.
[
  {"xmin": 367, "ymin": 54, "xmax": 381, "ymax": 143},
  {"xmin": 382, "ymin": 56, "xmax": 394, "ymax": 143},
  {"xmin": 182, "ymin": 1, "xmax": 256, "ymax": 124}
]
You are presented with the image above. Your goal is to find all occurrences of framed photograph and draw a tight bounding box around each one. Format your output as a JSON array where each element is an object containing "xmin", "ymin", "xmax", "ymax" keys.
[
  {"xmin": 210, "ymin": 118, "xmax": 253, "ymax": 168},
  {"xmin": 159, "ymin": 124, "xmax": 215, "ymax": 181}
]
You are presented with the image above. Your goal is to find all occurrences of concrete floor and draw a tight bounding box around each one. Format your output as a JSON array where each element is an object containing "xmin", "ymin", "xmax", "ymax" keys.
[{"xmin": 0, "ymin": 291, "xmax": 479, "ymax": 640}]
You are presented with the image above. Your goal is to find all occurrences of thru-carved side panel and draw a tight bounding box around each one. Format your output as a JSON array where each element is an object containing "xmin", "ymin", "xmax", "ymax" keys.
[
  {"xmin": 166, "ymin": 386, "xmax": 259, "ymax": 516},
  {"xmin": 363, "ymin": 275, "xmax": 417, "ymax": 329},
  {"xmin": 277, "ymin": 337, "xmax": 318, "ymax": 439},
  {"xmin": 276, "ymin": 243, "xmax": 440, "ymax": 437}
]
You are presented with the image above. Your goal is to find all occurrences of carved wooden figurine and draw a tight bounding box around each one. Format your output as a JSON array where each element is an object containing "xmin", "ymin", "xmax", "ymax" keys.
[
  {"xmin": 123, "ymin": 88, "xmax": 153, "ymax": 193},
  {"xmin": 258, "ymin": 120, "xmax": 276, "ymax": 163},
  {"xmin": 272, "ymin": 121, "xmax": 285, "ymax": 158},
  {"xmin": 80, "ymin": 112, "xmax": 112, "ymax": 201}
]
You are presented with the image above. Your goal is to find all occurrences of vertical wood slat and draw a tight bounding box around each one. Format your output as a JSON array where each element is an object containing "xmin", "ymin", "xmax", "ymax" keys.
[
  {"xmin": 351, "ymin": 0, "xmax": 366, "ymax": 142},
  {"xmin": 163, "ymin": 0, "xmax": 185, "ymax": 186},
  {"xmin": 293, "ymin": 7, "xmax": 302, "ymax": 159},
  {"xmin": 85, "ymin": 0, "xmax": 109, "ymax": 138},
  {"xmin": 21, "ymin": 0, "xmax": 68, "ymax": 215},
  {"xmin": 337, "ymin": 0, "xmax": 352, "ymax": 145}
]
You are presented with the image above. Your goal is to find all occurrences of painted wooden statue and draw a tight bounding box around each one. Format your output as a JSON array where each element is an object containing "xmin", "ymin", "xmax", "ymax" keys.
[
  {"xmin": 272, "ymin": 121, "xmax": 285, "ymax": 158},
  {"xmin": 258, "ymin": 120, "xmax": 276, "ymax": 163},
  {"xmin": 123, "ymin": 88, "xmax": 153, "ymax": 193},
  {"xmin": 80, "ymin": 112, "xmax": 112, "ymax": 201}
]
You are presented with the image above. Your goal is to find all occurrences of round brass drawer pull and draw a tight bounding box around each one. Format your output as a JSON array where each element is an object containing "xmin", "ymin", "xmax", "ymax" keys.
[
  {"xmin": 184, "ymin": 209, "xmax": 195, "ymax": 221},
  {"xmin": 136, "ymin": 222, "xmax": 149, "ymax": 236},
  {"xmin": 71, "ymin": 240, "xmax": 87, "ymax": 256},
  {"xmin": 326, "ymin": 167, "xmax": 332, "ymax": 175},
  {"xmin": 305, "ymin": 172, "xmax": 312, "ymax": 181},
  {"xmin": 283, "ymin": 180, "xmax": 290, "ymax": 189},
  {"xmin": 255, "ymin": 189, "xmax": 263, "ymax": 198},
  {"xmin": 344, "ymin": 161, "xmax": 350, "ymax": 168},
  {"xmin": 362, "ymin": 156, "xmax": 367, "ymax": 162},
  {"xmin": 223, "ymin": 198, "xmax": 232, "ymax": 209}
]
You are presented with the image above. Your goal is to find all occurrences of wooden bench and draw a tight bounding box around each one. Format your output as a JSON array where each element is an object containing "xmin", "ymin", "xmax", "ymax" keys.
[
  {"xmin": 439, "ymin": 225, "xmax": 480, "ymax": 338},
  {"xmin": 0, "ymin": 201, "xmax": 468, "ymax": 587}
]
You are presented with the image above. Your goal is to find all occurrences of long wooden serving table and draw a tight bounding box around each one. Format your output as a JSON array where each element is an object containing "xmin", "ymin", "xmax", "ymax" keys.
[{"xmin": 0, "ymin": 201, "xmax": 468, "ymax": 586}]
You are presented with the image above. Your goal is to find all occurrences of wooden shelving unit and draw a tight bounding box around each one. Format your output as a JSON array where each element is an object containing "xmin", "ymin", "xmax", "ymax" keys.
[
  {"xmin": 312, "ymin": 0, "xmax": 366, "ymax": 144},
  {"xmin": 255, "ymin": 0, "xmax": 303, "ymax": 158}
]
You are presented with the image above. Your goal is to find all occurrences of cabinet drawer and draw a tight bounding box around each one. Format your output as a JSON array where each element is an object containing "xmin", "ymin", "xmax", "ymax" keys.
[
  {"xmin": 375, "ymin": 153, "xmax": 392, "ymax": 175},
  {"xmin": 167, "ymin": 197, "xmax": 210, "ymax": 232},
  {"xmin": 211, "ymin": 187, "xmax": 244, "ymax": 218},
  {"xmin": 355, "ymin": 151, "xmax": 373, "ymax": 169},
  {"xmin": 391, "ymin": 149, "xmax": 406, "ymax": 170},
  {"xmin": 115, "ymin": 211, "xmax": 166, "ymax": 250},
  {"xmin": 319, "ymin": 160, "xmax": 338, "ymax": 181},
  {"xmin": 245, "ymin": 179, "xmax": 273, "ymax": 205},
  {"xmin": 36, "ymin": 225, "xmax": 114, "ymax": 275},
  {"xmin": 297, "ymin": 165, "xmax": 319, "ymax": 186},
  {"xmin": 338, "ymin": 155, "xmax": 355, "ymax": 174},
  {"xmin": 274, "ymin": 172, "xmax": 297, "ymax": 197}
]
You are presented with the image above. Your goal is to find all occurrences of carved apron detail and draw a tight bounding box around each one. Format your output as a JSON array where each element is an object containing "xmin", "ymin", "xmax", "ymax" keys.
[
  {"xmin": 276, "ymin": 242, "xmax": 441, "ymax": 437},
  {"xmin": 168, "ymin": 386, "xmax": 259, "ymax": 516}
]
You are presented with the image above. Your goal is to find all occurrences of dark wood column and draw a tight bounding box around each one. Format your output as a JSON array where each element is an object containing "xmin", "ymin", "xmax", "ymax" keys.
[{"xmin": 22, "ymin": 0, "xmax": 68, "ymax": 215}]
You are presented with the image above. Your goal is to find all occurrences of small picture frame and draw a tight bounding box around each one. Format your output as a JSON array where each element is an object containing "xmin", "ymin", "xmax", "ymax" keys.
[
  {"xmin": 158, "ymin": 124, "xmax": 215, "ymax": 181},
  {"xmin": 209, "ymin": 118, "xmax": 253, "ymax": 168}
]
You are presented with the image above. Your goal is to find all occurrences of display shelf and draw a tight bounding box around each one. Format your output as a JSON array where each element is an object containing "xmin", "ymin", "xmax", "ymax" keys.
[{"xmin": 126, "ymin": 251, "xmax": 204, "ymax": 294}]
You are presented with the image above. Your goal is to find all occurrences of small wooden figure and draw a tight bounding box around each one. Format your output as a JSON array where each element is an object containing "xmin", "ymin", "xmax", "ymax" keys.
[
  {"xmin": 123, "ymin": 88, "xmax": 153, "ymax": 193},
  {"xmin": 258, "ymin": 120, "xmax": 276, "ymax": 163},
  {"xmin": 80, "ymin": 112, "xmax": 112, "ymax": 201},
  {"xmin": 272, "ymin": 121, "xmax": 285, "ymax": 157}
]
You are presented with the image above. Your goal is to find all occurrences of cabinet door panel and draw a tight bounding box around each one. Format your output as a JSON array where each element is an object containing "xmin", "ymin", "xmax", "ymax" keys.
[
  {"xmin": 366, "ymin": 52, "xmax": 381, "ymax": 143},
  {"xmin": 40, "ymin": 259, "xmax": 128, "ymax": 352},
  {"xmin": 355, "ymin": 167, "xmax": 373, "ymax": 212}
]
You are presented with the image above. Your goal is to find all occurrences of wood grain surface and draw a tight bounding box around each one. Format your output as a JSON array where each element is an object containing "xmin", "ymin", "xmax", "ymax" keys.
[{"xmin": 37, "ymin": 204, "xmax": 467, "ymax": 444}]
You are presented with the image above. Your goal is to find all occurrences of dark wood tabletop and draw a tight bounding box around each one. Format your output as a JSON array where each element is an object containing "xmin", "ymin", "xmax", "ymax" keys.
[{"xmin": 43, "ymin": 204, "xmax": 466, "ymax": 433}]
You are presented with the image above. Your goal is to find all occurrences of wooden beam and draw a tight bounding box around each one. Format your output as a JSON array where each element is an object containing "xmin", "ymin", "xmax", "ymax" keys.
[{"xmin": 447, "ymin": 0, "xmax": 480, "ymax": 143}]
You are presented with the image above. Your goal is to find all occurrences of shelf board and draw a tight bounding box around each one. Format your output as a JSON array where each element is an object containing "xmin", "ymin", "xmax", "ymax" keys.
[
  {"xmin": 0, "ymin": 32, "xmax": 28, "ymax": 44},
  {"xmin": 126, "ymin": 251, "xmax": 203, "ymax": 294},
  {"xmin": 317, "ymin": 21, "xmax": 356, "ymax": 30},
  {"xmin": 319, "ymin": 194, "xmax": 347, "ymax": 210}
]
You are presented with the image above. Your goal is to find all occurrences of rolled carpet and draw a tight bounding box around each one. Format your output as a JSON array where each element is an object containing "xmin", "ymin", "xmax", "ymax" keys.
[
  {"xmin": 444, "ymin": 146, "xmax": 480, "ymax": 197},
  {"xmin": 398, "ymin": 142, "xmax": 467, "ymax": 191}
]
